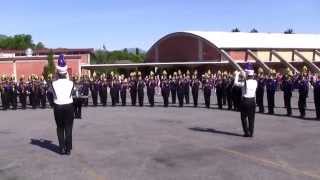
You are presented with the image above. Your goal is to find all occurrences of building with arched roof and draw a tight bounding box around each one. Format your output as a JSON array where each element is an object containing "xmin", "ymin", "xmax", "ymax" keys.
[{"xmin": 145, "ymin": 31, "xmax": 320, "ymax": 74}]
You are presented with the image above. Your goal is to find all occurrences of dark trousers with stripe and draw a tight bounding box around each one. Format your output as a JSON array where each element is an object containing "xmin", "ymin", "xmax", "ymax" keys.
[
  {"xmin": 241, "ymin": 98, "xmax": 256, "ymax": 136},
  {"xmin": 54, "ymin": 103, "xmax": 74, "ymax": 151}
]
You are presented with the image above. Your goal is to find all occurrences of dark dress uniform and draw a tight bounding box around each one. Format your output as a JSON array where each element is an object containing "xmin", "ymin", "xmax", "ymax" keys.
[
  {"xmin": 46, "ymin": 80, "xmax": 54, "ymax": 108},
  {"xmin": 177, "ymin": 79, "xmax": 184, "ymax": 107},
  {"xmin": 191, "ymin": 78, "xmax": 200, "ymax": 107},
  {"xmin": 1, "ymin": 82, "xmax": 10, "ymax": 110},
  {"xmin": 39, "ymin": 81, "xmax": 47, "ymax": 109},
  {"xmin": 281, "ymin": 77, "xmax": 293, "ymax": 116},
  {"xmin": 216, "ymin": 78, "xmax": 224, "ymax": 109},
  {"xmin": 298, "ymin": 78, "xmax": 309, "ymax": 118},
  {"xmin": 120, "ymin": 81, "xmax": 128, "ymax": 106},
  {"xmin": 110, "ymin": 80, "xmax": 117, "ymax": 106},
  {"xmin": 147, "ymin": 79, "xmax": 156, "ymax": 107},
  {"xmin": 169, "ymin": 78, "xmax": 177, "ymax": 104},
  {"xmin": 203, "ymin": 79, "xmax": 212, "ymax": 108},
  {"xmin": 0, "ymin": 82, "xmax": 5, "ymax": 110},
  {"xmin": 256, "ymin": 77, "xmax": 265, "ymax": 113},
  {"xmin": 18, "ymin": 82, "xmax": 27, "ymax": 109},
  {"xmin": 82, "ymin": 80, "xmax": 90, "ymax": 107},
  {"xmin": 99, "ymin": 80, "xmax": 108, "ymax": 106},
  {"xmin": 161, "ymin": 78, "xmax": 170, "ymax": 107},
  {"xmin": 90, "ymin": 80, "xmax": 99, "ymax": 106},
  {"xmin": 72, "ymin": 82, "xmax": 85, "ymax": 119},
  {"xmin": 29, "ymin": 82, "xmax": 38, "ymax": 109},
  {"xmin": 9, "ymin": 82, "xmax": 18, "ymax": 110},
  {"xmin": 226, "ymin": 77, "xmax": 234, "ymax": 110},
  {"xmin": 311, "ymin": 79, "xmax": 320, "ymax": 119},
  {"xmin": 137, "ymin": 79, "xmax": 145, "ymax": 106},
  {"xmin": 115, "ymin": 79, "xmax": 121, "ymax": 104},
  {"xmin": 183, "ymin": 78, "xmax": 190, "ymax": 104},
  {"xmin": 222, "ymin": 77, "xmax": 228, "ymax": 106},
  {"xmin": 266, "ymin": 77, "xmax": 277, "ymax": 114},
  {"xmin": 129, "ymin": 79, "xmax": 137, "ymax": 106}
]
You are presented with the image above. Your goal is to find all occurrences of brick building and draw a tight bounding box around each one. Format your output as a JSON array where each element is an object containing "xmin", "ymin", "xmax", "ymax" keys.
[{"xmin": 0, "ymin": 48, "xmax": 93, "ymax": 79}]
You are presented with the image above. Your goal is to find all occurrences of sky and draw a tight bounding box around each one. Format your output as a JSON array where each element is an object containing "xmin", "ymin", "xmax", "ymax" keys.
[{"xmin": 1, "ymin": 0, "xmax": 319, "ymax": 50}]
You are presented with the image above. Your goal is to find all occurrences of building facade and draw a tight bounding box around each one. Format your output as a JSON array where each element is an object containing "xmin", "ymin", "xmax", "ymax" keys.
[{"xmin": 0, "ymin": 48, "xmax": 93, "ymax": 79}]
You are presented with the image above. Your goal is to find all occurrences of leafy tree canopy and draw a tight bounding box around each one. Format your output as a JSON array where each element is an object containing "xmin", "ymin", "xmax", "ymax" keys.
[{"xmin": 0, "ymin": 34, "xmax": 45, "ymax": 49}]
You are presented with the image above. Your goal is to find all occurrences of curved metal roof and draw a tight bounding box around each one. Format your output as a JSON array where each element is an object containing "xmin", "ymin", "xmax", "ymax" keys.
[{"xmin": 186, "ymin": 31, "xmax": 320, "ymax": 49}]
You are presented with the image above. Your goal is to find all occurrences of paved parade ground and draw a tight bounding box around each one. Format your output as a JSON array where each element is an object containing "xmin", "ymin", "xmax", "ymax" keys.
[{"xmin": 0, "ymin": 92, "xmax": 320, "ymax": 180}]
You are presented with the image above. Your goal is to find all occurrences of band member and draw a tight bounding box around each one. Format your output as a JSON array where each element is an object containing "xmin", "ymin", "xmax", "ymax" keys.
[
  {"xmin": 298, "ymin": 75, "xmax": 309, "ymax": 118},
  {"xmin": 170, "ymin": 72, "xmax": 177, "ymax": 104},
  {"xmin": 281, "ymin": 69, "xmax": 294, "ymax": 116},
  {"xmin": 222, "ymin": 71, "xmax": 228, "ymax": 106},
  {"xmin": 17, "ymin": 75, "xmax": 27, "ymax": 109},
  {"xmin": 226, "ymin": 74, "xmax": 234, "ymax": 110},
  {"xmin": 0, "ymin": 75, "xmax": 9, "ymax": 110},
  {"xmin": 47, "ymin": 74, "xmax": 54, "ymax": 108},
  {"xmin": 203, "ymin": 74, "xmax": 212, "ymax": 108},
  {"xmin": 51, "ymin": 55, "xmax": 75, "ymax": 155},
  {"xmin": 216, "ymin": 71, "xmax": 224, "ymax": 109},
  {"xmin": 256, "ymin": 68, "xmax": 265, "ymax": 113},
  {"xmin": 9, "ymin": 75, "xmax": 18, "ymax": 110},
  {"xmin": 99, "ymin": 74, "xmax": 108, "ymax": 106},
  {"xmin": 90, "ymin": 73, "xmax": 99, "ymax": 106},
  {"xmin": 72, "ymin": 75, "xmax": 85, "ymax": 119},
  {"xmin": 129, "ymin": 72, "xmax": 137, "ymax": 106},
  {"xmin": 161, "ymin": 70, "xmax": 170, "ymax": 107},
  {"xmin": 82, "ymin": 75, "xmax": 90, "ymax": 107},
  {"xmin": 177, "ymin": 75, "xmax": 184, "ymax": 107},
  {"xmin": 137, "ymin": 72, "xmax": 145, "ymax": 107},
  {"xmin": 110, "ymin": 75, "xmax": 117, "ymax": 106},
  {"xmin": 311, "ymin": 74, "xmax": 320, "ymax": 119},
  {"xmin": 183, "ymin": 70, "xmax": 191, "ymax": 104},
  {"xmin": 191, "ymin": 72, "xmax": 200, "ymax": 107},
  {"xmin": 266, "ymin": 71, "xmax": 277, "ymax": 114},
  {"xmin": 120, "ymin": 78, "xmax": 128, "ymax": 106},
  {"xmin": 234, "ymin": 66, "xmax": 257, "ymax": 137},
  {"xmin": 147, "ymin": 71, "xmax": 156, "ymax": 107},
  {"xmin": 39, "ymin": 76, "xmax": 47, "ymax": 109}
]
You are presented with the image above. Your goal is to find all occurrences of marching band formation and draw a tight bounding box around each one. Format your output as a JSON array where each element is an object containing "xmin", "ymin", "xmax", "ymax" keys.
[{"xmin": 0, "ymin": 66, "xmax": 319, "ymax": 120}]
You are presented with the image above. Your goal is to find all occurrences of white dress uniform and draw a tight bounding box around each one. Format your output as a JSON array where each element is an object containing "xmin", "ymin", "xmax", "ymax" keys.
[
  {"xmin": 234, "ymin": 71, "xmax": 257, "ymax": 137},
  {"xmin": 52, "ymin": 54, "xmax": 75, "ymax": 155}
]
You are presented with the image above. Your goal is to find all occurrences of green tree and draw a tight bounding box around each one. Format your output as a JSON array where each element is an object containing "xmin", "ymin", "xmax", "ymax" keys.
[
  {"xmin": 35, "ymin": 42, "xmax": 45, "ymax": 49},
  {"xmin": 0, "ymin": 34, "xmax": 45, "ymax": 50},
  {"xmin": 43, "ymin": 50, "xmax": 56, "ymax": 79}
]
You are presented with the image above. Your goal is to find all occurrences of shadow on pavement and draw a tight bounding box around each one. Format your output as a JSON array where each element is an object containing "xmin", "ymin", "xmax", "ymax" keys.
[
  {"xmin": 189, "ymin": 127, "xmax": 243, "ymax": 137},
  {"xmin": 30, "ymin": 139, "xmax": 60, "ymax": 154}
]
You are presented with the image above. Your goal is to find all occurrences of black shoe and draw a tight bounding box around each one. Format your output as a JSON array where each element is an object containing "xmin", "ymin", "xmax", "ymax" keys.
[
  {"xmin": 65, "ymin": 149, "xmax": 71, "ymax": 155},
  {"xmin": 59, "ymin": 148, "xmax": 66, "ymax": 155},
  {"xmin": 243, "ymin": 134, "xmax": 250, "ymax": 137}
]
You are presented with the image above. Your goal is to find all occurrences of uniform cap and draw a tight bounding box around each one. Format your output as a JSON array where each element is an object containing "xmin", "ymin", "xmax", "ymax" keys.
[{"xmin": 57, "ymin": 54, "xmax": 68, "ymax": 74}]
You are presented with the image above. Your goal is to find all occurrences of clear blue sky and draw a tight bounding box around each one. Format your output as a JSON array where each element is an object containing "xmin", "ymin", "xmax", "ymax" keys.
[{"xmin": 1, "ymin": 0, "xmax": 319, "ymax": 50}]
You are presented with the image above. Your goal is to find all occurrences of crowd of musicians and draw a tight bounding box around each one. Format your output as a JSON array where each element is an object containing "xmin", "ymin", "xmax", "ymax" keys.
[{"xmin": 1, "ymin": 66, "xmax": 320, "ymax": 119}]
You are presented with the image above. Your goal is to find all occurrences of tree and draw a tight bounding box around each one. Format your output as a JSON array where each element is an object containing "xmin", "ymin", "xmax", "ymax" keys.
[
  {"xmin": 0, "ymin": 34, "xmax": 45, "ymax": 50},
  {"xmin": 43, "ymin": 50, "xmax": 56, "ymax": 80},
  {"xmin": 250, "ymin": 28, "xmax": 258, "ymax": 33},
  {"xmin": 284, "ymin": 29, "xmax": 294, "ymax": 34},
  {"xmin": 231, "ymin": 28, "xmax": 240, "ymax": 32},
  {"xmin": 35, "ymin": 42, "xmax": 45, "ymax": 49},
  {"xmin": 135, "ymin": 48, "xmax": 140, "ymax": 55}
]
